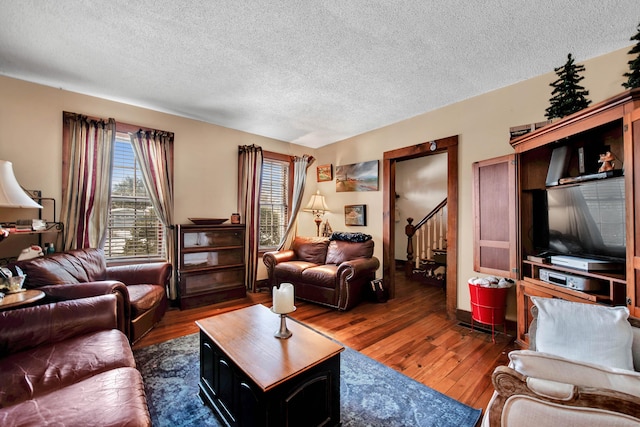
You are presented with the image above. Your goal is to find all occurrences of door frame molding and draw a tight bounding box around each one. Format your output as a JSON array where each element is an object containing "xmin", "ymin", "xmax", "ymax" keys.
[{"xmin": 383, "ymin": 136, "xmax": 459, "ymax": 317}]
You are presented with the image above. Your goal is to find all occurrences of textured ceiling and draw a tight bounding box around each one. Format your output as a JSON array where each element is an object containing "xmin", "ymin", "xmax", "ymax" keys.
[{"xmin": 1, "ymin": 1, "xmax": 639, "ymax": 148}]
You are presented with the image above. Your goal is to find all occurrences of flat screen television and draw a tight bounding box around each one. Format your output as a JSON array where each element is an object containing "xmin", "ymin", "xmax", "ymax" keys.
[{"xmin": 546, "ymin": 176, "xmax": 626, "ymax": 263}]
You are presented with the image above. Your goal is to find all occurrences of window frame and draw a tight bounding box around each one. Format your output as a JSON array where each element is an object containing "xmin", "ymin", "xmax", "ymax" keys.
[
  {"xmin": 104, "ymin": 128, "xmax": 166, "ymax": 262},
  {"xmin": 259, "ymin": 151, "xmax": 294, "ymax": 253}
]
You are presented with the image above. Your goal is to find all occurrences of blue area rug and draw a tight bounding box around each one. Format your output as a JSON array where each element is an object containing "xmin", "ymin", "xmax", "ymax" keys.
[{"xmin": 134, "ymin": 333, "xmax": 482, "ymax": 427}]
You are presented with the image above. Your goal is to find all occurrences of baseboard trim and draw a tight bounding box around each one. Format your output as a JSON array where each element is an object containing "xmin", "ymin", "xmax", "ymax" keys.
[{"xmin": 255, "ymin": 278, "xmax": 270, "ymax": 291}]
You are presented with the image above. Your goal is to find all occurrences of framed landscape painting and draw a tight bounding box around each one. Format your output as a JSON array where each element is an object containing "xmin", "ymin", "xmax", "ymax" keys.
[
  {"xmin": 336, "ymin": 160, "xmax": 378, "ymax": 192},
  {"xmin": 345, "ymin": 204, "xmax": 366, "ymax": 226},
  {"xmin": 317, "ymin": 164, "xmax": 333, "ymax": 182}
]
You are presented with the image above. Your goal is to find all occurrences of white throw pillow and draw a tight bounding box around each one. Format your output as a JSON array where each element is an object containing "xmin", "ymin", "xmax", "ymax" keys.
[{"xmin": 531, "ymin": 296, "xmax": 633, "ymax": 371}]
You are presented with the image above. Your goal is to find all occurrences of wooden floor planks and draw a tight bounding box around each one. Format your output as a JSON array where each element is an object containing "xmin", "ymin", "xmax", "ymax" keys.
[{"xmin": 134, "ymin": 268, "xmax": 518, "ymax": 417}]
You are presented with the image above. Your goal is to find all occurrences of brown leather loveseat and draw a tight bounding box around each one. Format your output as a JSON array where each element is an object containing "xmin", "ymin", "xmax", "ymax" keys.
[
  {"xmin": 0, "ymin": 294, "xmax": 151, "ymax": 426},
  {"xmin": 12, "ymin": 248, "xmax": 171, "ymax": 343},
  {"xmin": 263, "ymin": 233, "xmax": 380, "ymax": 310}
]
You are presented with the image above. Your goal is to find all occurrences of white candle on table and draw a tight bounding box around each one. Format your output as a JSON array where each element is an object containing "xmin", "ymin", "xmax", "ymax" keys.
[{"xmin": 273, "ymin": 283, "xmax": 295, "ymax": 313}]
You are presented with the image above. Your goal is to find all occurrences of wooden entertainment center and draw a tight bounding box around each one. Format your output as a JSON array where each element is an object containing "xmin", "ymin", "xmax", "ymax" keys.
[{"xmin": 473, "ymin": 89, "xmax": 640, "ymax": 347}]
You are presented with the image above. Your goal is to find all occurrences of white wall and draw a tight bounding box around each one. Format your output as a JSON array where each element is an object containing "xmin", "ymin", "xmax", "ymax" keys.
[
  {"xmin": 394, "ymin": 154, "xmax": 448, "ymax": 260},
  {"xmin": 0, "ymin": 46, "xmax": 633, "ymax": 310}
]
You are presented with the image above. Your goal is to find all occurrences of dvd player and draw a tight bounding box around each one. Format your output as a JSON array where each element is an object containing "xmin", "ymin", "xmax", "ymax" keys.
[
  {"xmin": 539, "ymin": 268, "xmax": 603, "ymax": 291},
  {"xmin": 549, "ymin": 255, "xmax": 622, "ymax": 272}
]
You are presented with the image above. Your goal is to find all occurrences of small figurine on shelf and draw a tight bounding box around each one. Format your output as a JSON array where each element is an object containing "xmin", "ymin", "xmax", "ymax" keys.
[
  {"xmin": 321, "ymin": 219, "xmax": 333, "ymax": 237},
  {"xmin": 598, "ymin": 151, "xmax": 616, "ymax": 173}
]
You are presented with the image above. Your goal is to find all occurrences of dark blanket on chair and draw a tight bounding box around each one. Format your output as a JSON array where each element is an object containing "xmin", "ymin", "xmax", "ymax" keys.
[{"xmin": 329, "ymin": 232, "xmax": 372, "ymax": 243}]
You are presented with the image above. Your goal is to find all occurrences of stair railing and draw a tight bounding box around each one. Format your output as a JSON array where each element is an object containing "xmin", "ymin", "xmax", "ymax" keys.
[{"xmin": 404, "ymin": 198, "xmax": 447, "ymax": 277}]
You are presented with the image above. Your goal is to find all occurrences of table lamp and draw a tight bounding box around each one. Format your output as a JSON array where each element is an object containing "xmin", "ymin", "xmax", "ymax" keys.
[
  {"xmin": 0, "ymin": 160, "xmax": 42, "ymax": 242},
  {"xmin": 303, "ymin": 190, "xmax": 329, "ymax": 237}
]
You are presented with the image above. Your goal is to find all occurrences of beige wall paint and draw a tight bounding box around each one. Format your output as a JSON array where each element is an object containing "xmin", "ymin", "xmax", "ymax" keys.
[
  {"xmin": 314, "ymin": 46, "xmax": 632, "ymax": 314},
  {"xmin": 0, "ymin": 46, "xmax": 632, "ymax": 310},
  {"xmin": 0, "ymin": 76, "xmax": 317, "ymax": 278}
]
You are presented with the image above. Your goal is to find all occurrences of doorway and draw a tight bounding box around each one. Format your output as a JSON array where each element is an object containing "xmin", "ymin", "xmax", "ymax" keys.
[{"xmin": 382, "ymin": 136, "xmax": 459, "ymax": 317}]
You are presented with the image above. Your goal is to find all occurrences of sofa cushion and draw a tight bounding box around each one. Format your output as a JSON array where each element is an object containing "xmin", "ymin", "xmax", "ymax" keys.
[
  {"xmin": 0, "ymin": 367, "xmax": 151, "ymax": 427},
  {"xmin": 301, "ymin": 265, "xmax": 339, "ymax": 289},
  {"xmin": 127, "ymin": 284, "xmax": 166, "ymax": 318},
  {"xmin": 274, "ymin": 261, "xmax": 317, "ymax": 282},
  {"xmin": 292, "ymin": 237, "xmax": 329, "ymax": 264},
  {"xmin": 16, "ymin": 248, "xmax": 107, "ymax": 288},
  {"xmin": 0, "ymin": 295, "xmax": 119, "ymax": 356},
  {"xmin": 500, "ymin": 396, "xmax": 639, "ymax": 427},
  {"xmin": 531, "ymin": 296, "xmax": 633, "ymax": 370},
  {"xmin": 0, "ymin": 329, "xmax": 134, "ymax": 408},
  {"xmin": 325, "ymin": 239, "xmax": 374, "ymax": 265}
]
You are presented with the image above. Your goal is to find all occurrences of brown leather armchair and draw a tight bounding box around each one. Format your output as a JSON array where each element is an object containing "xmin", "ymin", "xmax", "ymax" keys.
[
  {"xmin": 263, "ymin": 235, "xmax": 380, "ymax": 311},
  {"xmin": 12, "ymin": 248, "xmax": 171, "ymax": 343}
]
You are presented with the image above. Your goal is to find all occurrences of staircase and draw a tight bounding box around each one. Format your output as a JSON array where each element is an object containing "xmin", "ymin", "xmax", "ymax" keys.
[{"xmin": 404, "ymin": 198, "xmax": 447, "ymax": 288}]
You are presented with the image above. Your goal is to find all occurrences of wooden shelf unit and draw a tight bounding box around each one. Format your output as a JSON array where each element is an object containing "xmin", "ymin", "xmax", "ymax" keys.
[
  {"xmin": 0, "ymin": 192, "xmax": 64, "ymax": 264},
  {"xmin": 176, "ymin": 224, "xmax": 246, "ymax": 309}
]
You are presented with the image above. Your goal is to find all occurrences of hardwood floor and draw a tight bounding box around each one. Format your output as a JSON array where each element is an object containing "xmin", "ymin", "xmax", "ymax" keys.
[{"xmin": 134, "ymin": 269, "xmax": 519, "ymax": 413}]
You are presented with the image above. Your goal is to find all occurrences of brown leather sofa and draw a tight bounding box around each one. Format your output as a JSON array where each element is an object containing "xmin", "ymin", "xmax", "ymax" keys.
[
  {"xmin": 0, "ymin": 294, "xmax": 151, "ymax": 426},
  {"xmin": 263, "ymin": 234, "xmax": 380, "ymax": 310},
  {"xmin": 12, "ymin": 248, "xmax": 171, "ymax": 344}
]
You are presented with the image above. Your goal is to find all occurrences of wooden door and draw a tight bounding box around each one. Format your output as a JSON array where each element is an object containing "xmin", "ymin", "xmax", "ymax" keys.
[
  {"xmin": 472, "ymin": 154, "xmax": 517, "ymax": 278},
  {"xmin": 627, "ymin": 108, "xmax": 640, "ymax": 318}
]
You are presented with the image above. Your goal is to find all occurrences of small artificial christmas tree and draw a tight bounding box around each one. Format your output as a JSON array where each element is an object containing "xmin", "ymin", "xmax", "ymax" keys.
[
  {"xmin": 623, "ymin": 23, "xmax": 640, "ymax": 89},
  {"xmin": 545, "ymin": 54, "xmax": 591, "ymax": 120}
]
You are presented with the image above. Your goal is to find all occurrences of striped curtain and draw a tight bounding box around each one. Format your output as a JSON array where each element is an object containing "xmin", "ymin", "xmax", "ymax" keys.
[
  {"xmin": 61, "ymin": 112, "xmax": 115, "ymax": 250},
  {"xmin": 238, "ymin": 145, "xmax": 263, "ymax": 292},
  {"xmin": 130, "ymin": 130, "xmax": 176, "ymax": 298},
  {"xmin": 278, "ymin": 154, "xmax": 315, "ymax": 250}
]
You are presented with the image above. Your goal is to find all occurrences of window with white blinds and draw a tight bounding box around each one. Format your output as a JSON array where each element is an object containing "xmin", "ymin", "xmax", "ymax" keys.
[
  {"xmin": 103, "ymin": 132, "xmax": 165, "ymax": 260},
  {"xmin": 259, "ymin": 157, "xmax": 290, "ymax": 250}
]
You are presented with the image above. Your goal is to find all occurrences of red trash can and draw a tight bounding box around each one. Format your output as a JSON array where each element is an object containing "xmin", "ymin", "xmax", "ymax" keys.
[{"xmin": 468, "ymin": 281, "xmax": 509, "ymax": 343}]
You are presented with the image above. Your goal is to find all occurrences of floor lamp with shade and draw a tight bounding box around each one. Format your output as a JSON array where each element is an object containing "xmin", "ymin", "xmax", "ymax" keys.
[{"xmin": 303, "ymin": 190, "xmax": 329, "ymax": 237}]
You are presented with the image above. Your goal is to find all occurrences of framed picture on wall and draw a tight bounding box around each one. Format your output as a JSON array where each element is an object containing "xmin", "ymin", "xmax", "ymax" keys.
[
  {"xmin": 335, "ymin": 160, "xmax": 378, "ymax": 192},
  {"xmin": 344, "ymin": 204, "xmax": 366, "ymax": 226},
  {"xmin": 317, "ymin": 164, "xmax": 333, "ymax": 182}
]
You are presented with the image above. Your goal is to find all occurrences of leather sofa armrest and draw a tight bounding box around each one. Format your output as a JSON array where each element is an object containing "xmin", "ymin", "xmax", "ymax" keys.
[
  {"xmin": 487, "ymin": 365, "xmax": 640, "ymax": 426},
  {"xmin": 0, "ymin": 294, "xmax": 119, "ymax": 356},
  {"xmin": 337, "ymin": 257, "xmax": 380, "ymax": 279},
  {"xmin": 107, "ymin": 262, "xmax": 172, "ymax": 287},
  {"xmin": 263, "ymin": 250, "xmax": 296, "ymax": 286},
  {"xmin": 507, "ymin": 350, "xmax": 640, "ymax": 398},
  {"xmin": 38, "ymin": 281, "xmax": 130, "ymax": 335},
  {"xmin": 263, "ymin": 250, "xmax": 296, "ymax": 266},
  {"xmin": 335, "ymin": 257, "xmax": 380, "ymax": 310}
]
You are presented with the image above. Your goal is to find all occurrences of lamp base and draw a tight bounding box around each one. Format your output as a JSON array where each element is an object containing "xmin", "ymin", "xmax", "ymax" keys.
[
  {"xmin": 314, "ymin": 217, "xmax": 322, "ymax": 237},
  {"xmin": 274, "ymin": 313, "xmax": 292, "ymax": 339}
]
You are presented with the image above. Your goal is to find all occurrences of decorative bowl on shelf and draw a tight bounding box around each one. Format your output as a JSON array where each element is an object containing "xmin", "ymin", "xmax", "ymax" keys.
[{"xmin": 188, "ymin": 218, "xmax": 228, "ymax": 225}]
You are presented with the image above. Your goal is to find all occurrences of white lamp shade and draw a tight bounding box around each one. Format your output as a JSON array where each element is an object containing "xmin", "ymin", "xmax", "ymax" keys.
[
  {"xmin": 0, "ymin": 160, "xmax": 42, "ymax": 208},
  {"xmin": 304, "ymin": 191, "xmax": 329, "ymax": 212}
]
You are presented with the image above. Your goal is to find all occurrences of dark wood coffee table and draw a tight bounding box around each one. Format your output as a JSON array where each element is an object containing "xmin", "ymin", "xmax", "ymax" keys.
[{"xmin": 196, "ymin": 304, "xmax": 344, "ymax": 427}]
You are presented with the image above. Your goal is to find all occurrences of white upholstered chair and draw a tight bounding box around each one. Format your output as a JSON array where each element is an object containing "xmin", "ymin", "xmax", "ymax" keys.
[{"xmin": 482, "ymin": 297, "xmax": 640, "ymax": 427}]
